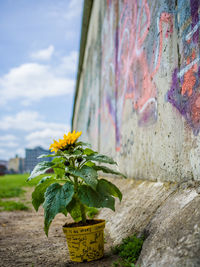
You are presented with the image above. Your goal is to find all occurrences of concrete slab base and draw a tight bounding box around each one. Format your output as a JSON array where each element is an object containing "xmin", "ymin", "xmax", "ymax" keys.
[{"xmin": 98, "ymin": 178, "xmax": 200, "ymax": 267}]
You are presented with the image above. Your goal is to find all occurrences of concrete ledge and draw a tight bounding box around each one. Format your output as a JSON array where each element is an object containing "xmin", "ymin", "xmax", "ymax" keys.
[{"xmin": 98, "ymin": 178, "xmax": 200, "ymax": 266}]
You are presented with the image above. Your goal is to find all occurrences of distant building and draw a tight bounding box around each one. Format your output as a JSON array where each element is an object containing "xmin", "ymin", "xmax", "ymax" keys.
[
  {"xmin": 25, "ymin": 146, "xmax": 52, "ymax": 173},
  {"xmin": 0, "ymin": 160, "xmax": 8, "ymax": 168},
  {"xmin": 8, "ymin": 156, "xmax": 24, "ymax": 174},
  {"xmin": 19, "ymin": 158, "xmax": 25, "ymax": 173},
  {"xmin": 0, "ymin": 160, "xmax": 8, "ymax": 175}
]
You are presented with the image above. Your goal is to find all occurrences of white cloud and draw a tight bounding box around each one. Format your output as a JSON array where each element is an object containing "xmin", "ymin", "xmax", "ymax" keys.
[
  {"xmin": 0, "ymin": 148, "xmax": 19, "ymax": 160},
  {"xmin": 0, "ymin": 148, "xmax": 24, "ymax": 160},
  {"xmin": 30, "ymin": 45, "xmax": 55, "ymax": 61},
  {"xmin": 0, "ymin": 142, "xmax": 18, "ymax": 148},
  {"xmin": 0, "ymin": 148, "xmax": 8, "ymax": 160},
  {"xmin": 0, "ymin": 110, "xmax": 69, "ymax": 132},
  {"xmin": 0, "ymin": 135, "xmax": 21, "ymax": 159},
  {"xmin": 48, "ymin": 0, "xmax": 83, "ymax": 21},
  {"xmin": 67, "ymin": 0, "xmax": 83, "ymax": 20},
  {"xmin": 0, "ymin": 135, "xmax": 19, "ymax": 153},
  {"xmin": 0, "ymin": 149, "xmax": 5, "ymax": 155},
  {"xmin": 0, "ymin": 62, "xmax": 74, "ymax": 106},
  {"xmin": 0, "ymin": 111, "xmax": 70, "ymax": 158},
  {"xmin": 15, "ymin": 148, "xmax": 25, "ymax": 158},
  {"xmin": 25, "ymin": 127, "xmax": 70, "ymax": 149},
  {"xmin": 0, "ymin": 134, "xmax": 18, "ymax": 142},
  {"xmin": 56, "ymin": 50, "xmax": 78, "ymax": 76}
]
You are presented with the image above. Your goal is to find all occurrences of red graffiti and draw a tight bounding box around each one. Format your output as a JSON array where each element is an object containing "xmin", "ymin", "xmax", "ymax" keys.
[{"xmin": 181, "ymin": 50, "xmax": 197, "ymax": 97}]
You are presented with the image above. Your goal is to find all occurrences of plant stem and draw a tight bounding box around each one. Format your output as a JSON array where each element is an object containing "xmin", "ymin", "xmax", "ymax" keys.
[
  {"xmin": 80, "ymin": 203, "xmax": 86, "ymax": 224},
  {"xmin": 73, "ymin": 175, "xmax": 86, "ymax": 224}
]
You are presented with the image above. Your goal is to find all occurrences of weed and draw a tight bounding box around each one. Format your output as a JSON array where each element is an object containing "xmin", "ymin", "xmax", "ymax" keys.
[{"xmin": 112, "ymin": 234, "xmax": 144, "ymax": 267}]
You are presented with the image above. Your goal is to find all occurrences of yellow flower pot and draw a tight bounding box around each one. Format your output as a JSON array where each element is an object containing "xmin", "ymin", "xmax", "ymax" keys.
[{"xmin": 63, "ymin": 219, "xmax": 105, "ymax": 262}]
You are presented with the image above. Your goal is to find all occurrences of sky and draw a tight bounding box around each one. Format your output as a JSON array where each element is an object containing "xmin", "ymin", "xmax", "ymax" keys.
[{"xmin": 0, "ymin": 0, "xmax": 83, "ymax": 160}]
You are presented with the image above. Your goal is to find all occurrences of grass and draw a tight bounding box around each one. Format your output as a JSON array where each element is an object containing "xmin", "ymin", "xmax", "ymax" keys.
[
  {"xmin": 112, "ymin": 235, "xmax": 144, "ymax": 267},
  {"xmin": 0, "ymin": 174, "xmax": 42, "ymax": 198},
  {"xmin": 0, "ymin": 173, "xmax": 44, "ymax": 211},
  {"xmin": 0, "ymin": 200, "xmax": 29, "ymax": 211}
]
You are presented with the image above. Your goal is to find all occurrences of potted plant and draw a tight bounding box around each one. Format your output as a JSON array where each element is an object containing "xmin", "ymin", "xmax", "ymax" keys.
[{"xmin": 27, "ymin": 130, "xmax": 126, "ymax": 262}]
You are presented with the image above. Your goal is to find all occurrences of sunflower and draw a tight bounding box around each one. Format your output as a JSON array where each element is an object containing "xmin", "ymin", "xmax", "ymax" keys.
[{"xmin": 49, "ymin": 130, "xmax": 82, "ymax": 152}]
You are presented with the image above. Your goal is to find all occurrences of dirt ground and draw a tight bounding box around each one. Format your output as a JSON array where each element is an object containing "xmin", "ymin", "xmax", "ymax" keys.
[{"xmin": 0, "ymin": 188, "xmax": 118, "ymax": 267}]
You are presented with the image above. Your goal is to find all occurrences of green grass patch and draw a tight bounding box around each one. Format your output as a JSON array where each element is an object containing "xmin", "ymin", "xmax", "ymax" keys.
[
  {"xmin": 112, "ymin": 235, "xmax": 144, "ymax": 267},
  {"xmin": 0, "ymin": 174, "xmax": 45, "ymax": 198},
  {"xmin": 0, "ymin": 174, "xmax": 51, "ymax": 211},
  {"xmin": 0, "ymin": 200, "xmax": 29, "ymax": 211},
  {"xmin": 0, "ymin": 187, "xmax": 25, "ymax": 198}
]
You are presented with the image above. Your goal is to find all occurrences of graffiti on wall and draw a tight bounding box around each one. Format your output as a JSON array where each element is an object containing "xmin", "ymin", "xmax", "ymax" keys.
[
  {"xmin": 77, "ymin": 0, "xmax": 200, "ymax": 155},
  {"xmin": 167, "ymin": 0, "xmax": 200, "ymax": 135},
  {"xmin": 101, "ymin": 0, "xmax": 173, "ymax": 151}
]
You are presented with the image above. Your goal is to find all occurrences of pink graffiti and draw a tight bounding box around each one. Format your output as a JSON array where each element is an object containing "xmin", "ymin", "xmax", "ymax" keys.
[
  {"xmin": 116, "ymin": 0, "xmax": 173, "ymax": 150},
  {"xmin": 101, "ymin": 0, "xmax": 173, "ymax": 151},
  {"xmin": 151, "ymin": 12, "xmax": 173, "ymax": 77}
]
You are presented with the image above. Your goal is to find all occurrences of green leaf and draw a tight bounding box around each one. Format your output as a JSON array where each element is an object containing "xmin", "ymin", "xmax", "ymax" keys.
[
  {"xmin": 52, "ymin": 157, "xmax": 65, "ymax": 179},
  {"xmin": 78, "ymin": 185, "xmax": 115, "ymax": 211},
  {"xmin": 76, "ymin": 141, "xmax": 91, "ymax": 147},
  {"xmin": 52, "ymin": 157, "xmax": 64, "ymax": 163},
  {"xmin": 83, "ymin": 148, "xmax": 97, "ymax": 156},
  {"xmin": 52, "ymin": 157, "xmax": 65, "ymax": 178},
  {"xmin": 85, "ymin": 154, "xmax": 117, "ymax": 165},
  {"xmin": 54, "ymin": 167, "xmax": 65, "ymax": 179},
  {"xmin": 59, "ymin": 150, "xmax": 70, "ymax": 156},
  {"xmin": 68, "ymin": 166, "xmax": 98, "ymax": 190},
  {"xmin": 27, "ymin": 161, "xmax": 54, "ymax": 181},
  {"xmin": 97, "ymin": 179, "xmax": 122, "ymax": 201},
  {"xmin": 38, "ymin": 154, "xmax": 55, "ymax": 159},
  {"xmin": 93, "ymin": 165, "xmax": 126, "ymax": 178},
  {"xmin": 86, "ymin": 207, "xmax": 99, "ymax": 219},
  {"xmin": 55, "ymin": 150, "xmax": 64, "ymax": 156},
  {"xmin": 73, "ymin": 149, "xmax": 82, "ymax": 155},
  {"xmin": 32, "ymin": 176, "xmax": 56, "ymax": 211},
  {"xmin": 84, "ymin": 161, "xmax": 96, "ymax": 167},
  {"xmin": 66, "ymin": 197, "xmax": 82, "ymax": 222},
  {"xmin": 59, "ymin": 149, "xmax": 83, "ymax": 161},
  {"xmin": 43, "ymin": 182, "xmax": 74, "ymax": 236}
]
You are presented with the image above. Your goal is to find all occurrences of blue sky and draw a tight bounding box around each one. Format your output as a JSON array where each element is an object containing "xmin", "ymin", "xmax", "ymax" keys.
[{"xmin": 0, "ymin": 0, "xmax": 83, "ymax": 160}]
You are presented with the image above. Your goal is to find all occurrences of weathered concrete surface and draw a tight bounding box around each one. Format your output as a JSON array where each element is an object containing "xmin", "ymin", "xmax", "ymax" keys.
[
  {"xmin": 73, "ymin": 1, "xmax": 200, "ymax": 265},
  {"xmin": 98, "ymin": 178, "xmax": 200, "ymax": 266},
  {"xmin": 73, "ymin": 0, "xmax": 200, "ymax": 183}
]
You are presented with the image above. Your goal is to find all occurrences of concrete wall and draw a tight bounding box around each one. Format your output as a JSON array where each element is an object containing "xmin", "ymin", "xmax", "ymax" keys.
[{"xmin": 73, "ymin": 0, "xmax": 200, "ymax": 183}]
